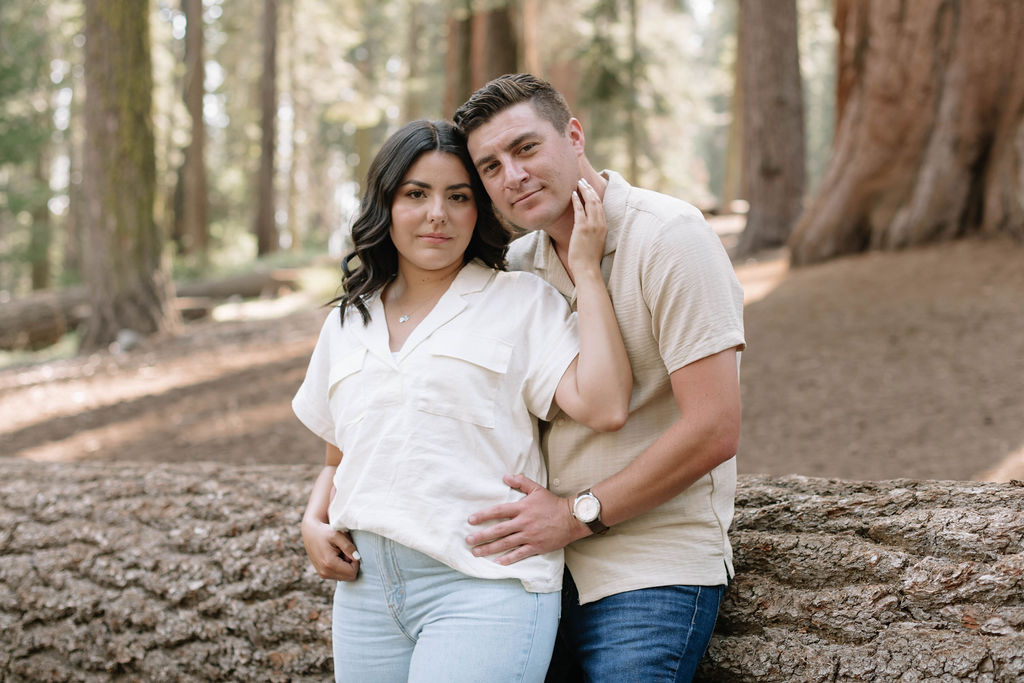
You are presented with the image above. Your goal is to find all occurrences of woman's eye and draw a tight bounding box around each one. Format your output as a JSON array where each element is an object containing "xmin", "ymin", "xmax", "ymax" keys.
[
  {"xmin": 450, "ymin": 193, "xmax": 471, "ymax": 203},
  {"xmin": 406, "ymin": 189, "xmax": 425, "ymax": 199}
]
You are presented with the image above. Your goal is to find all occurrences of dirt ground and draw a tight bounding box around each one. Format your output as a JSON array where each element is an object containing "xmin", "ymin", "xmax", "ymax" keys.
[{"xmin": 2, "ymin": 236, "xmax": 1023, "ymax": 482}]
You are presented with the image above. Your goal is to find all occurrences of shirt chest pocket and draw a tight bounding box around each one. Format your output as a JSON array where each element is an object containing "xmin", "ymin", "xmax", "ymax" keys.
[
  {"xmin": 414, "ymin": 333, "xmax": 513, "ymax": 428},
  {"xmin": 327, "ymin": 347, "xmax": 370, "ymax": 428}
]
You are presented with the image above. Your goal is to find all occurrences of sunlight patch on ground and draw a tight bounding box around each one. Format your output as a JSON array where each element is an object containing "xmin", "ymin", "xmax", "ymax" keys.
[
  {"xmin": 0, "ymin": 341, "xmax": 313, "ymax": 435},
  {"xmin": 178, "ymin": 402, "xmax": 295, "ymax": 445},
  {"xmin": 975, "ymin": 442, "xmax": 1024, "ymax": 482},
  {"xmin": 16, "ymin": 412, "xmax": 163, "ymax": 463},
  {"xmin": 211, "ymin": 290, "xmax": 323, "ymax": 322},
  {"xmin": 734, "ymin": 250, "xmax": 790, "ymax": 304}
]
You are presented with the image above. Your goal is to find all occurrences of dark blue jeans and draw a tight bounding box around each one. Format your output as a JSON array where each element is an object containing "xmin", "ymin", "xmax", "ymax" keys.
[{"xmin": 546, "ymin": 569, "xmax": 723, "ymax": 683}]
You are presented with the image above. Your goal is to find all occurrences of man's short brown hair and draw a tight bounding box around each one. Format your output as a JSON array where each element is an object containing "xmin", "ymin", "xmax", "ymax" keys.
[{"xmin": 453, "ymin": 73, "xmax": 572, "ymax": 137}]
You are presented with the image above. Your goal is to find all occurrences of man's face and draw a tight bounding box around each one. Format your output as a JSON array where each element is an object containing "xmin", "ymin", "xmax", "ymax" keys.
[{"xmin": 466, "ymin": 102, "xmax": 584, "ymax": 233}]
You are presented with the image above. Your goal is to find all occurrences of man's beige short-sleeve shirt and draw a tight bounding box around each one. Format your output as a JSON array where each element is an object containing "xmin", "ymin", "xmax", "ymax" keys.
[{"xmin": 509, "ymin": 171, "xmax": 746, "ymax": 604}]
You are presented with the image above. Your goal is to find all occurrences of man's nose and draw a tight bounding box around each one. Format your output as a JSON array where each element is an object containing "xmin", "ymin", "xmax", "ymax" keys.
[{"xmin": 503, "ymin": 160, "xmax": 529, "ymax": 189}]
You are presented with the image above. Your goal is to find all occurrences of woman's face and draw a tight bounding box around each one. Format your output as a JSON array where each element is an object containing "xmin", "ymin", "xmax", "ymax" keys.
[{"xmin": 390, "ymin": 151, "xmax": 477, "ymax": 278}]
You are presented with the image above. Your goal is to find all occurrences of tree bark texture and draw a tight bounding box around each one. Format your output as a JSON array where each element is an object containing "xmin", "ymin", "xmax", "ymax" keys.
[
  {"xmin": 789, "ymin": 0, "xmax": 1024, "ymax": 266},
  {"xmin": 254, "ymin": 0, "xmax": 279, "ymax": 256},
  {"xmin": 81, "ymin": 0, "xmax": 178, "ymax": 349},
  {"xmin": 736, "ymin": 0, "xmax": 806, "ymax": 256},
  {"xmin": 3, "ymin": 462, "xmax": 1022, "ymax": 681},
  {"xmin": 698, "ymin": 475, "xmax": 1024, "ymax": 682}
]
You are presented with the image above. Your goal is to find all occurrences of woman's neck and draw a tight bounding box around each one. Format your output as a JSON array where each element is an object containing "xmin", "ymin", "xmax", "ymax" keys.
[{"xmin": 390, "ymin": 261, "xmax": 463, "ymax": 301}]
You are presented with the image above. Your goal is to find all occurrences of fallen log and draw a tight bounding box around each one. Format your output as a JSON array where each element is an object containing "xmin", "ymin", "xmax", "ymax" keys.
[
  {"xmin": 1, "ymin": 461, "xmax": 1021, "ymax": 681},
  {"xmin": 0, "ymin": 269, "xmax": 302, "ymax": 350}
]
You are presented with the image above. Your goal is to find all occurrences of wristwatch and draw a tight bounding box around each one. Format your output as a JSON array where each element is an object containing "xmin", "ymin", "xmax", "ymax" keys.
[{"xmin": 572, "ymin": 489, "xmax": 609, "ymax": 535}]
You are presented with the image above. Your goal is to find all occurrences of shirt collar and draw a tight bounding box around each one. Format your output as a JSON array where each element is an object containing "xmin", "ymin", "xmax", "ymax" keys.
[{"xmin": 355, "ymin": 261, "xmax": 496, "ymax": 361}]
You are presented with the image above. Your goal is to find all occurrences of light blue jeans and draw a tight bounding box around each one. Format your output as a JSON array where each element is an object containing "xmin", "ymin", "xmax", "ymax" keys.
[{"xmin": 331, "ymin": 530, "xmax": 560, "ymax": 682}]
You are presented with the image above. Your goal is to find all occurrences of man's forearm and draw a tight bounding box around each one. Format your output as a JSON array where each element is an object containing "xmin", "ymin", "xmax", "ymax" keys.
[
  {"xmin": 587, "ymin": 348, "xmax": 741, "ymax": 529},
  {"xmin": 588, "ymin": 415, "xmax": 737, "ymax": 528}
]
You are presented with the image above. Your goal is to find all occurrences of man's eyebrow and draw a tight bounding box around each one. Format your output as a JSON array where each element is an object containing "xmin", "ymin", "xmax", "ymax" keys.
[{"xmin": 473, "ymin": 132, "xmax": 538, "ymax": 170}]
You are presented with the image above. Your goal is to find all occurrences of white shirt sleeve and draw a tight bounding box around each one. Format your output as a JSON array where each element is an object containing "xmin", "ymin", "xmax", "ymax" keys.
[
  {"xmin": 517, "ymin": 275, "xmax": 580, "ymax": 421},
  {"xmin": 291, "ymin": 307, "xmax": 342, "ymax": 446}
]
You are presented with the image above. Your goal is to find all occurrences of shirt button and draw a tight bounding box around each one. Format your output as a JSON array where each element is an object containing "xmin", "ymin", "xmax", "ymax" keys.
[{"xmin": 552, "ymin": 478, "xmax": 561, "ymax": 487}]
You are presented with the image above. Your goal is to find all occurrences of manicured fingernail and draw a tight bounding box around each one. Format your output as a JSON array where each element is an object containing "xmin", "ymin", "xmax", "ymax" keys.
[
  {"xmin": 572, "ymin": 190, "xmax": 579, "ymax": 200},
  {"xmin": 351, "ymin": 551, "xmax": 361, "ymax": 561}
]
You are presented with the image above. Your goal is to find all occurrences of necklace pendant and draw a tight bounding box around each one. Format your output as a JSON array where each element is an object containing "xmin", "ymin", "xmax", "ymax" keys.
[{"xmin": 398, "ymin": 314, "xmax": 410, "ymax": 323}]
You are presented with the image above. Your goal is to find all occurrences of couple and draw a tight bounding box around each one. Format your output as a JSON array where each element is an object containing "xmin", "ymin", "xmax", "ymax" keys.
[{"xmin": 292, "ymin": 74, "xmax": 746, "ymax": 682}]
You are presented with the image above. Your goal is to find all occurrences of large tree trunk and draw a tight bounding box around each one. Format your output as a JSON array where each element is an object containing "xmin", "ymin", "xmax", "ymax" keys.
[
  {"xmin": 3, "ymin": 463, "xmax": 1022, "ymax": 681},
  {"xmin": 254, "ymin": 0, "xmax": 279, "ymax": 257},
  {"xmin": 789, "ymin": 0, "xmax": 1024, "ymax": 266},
  {"xmin": 469, "ymin": 2, "xmax": 518, "ymax": 91},
  {"xmin": 698, "ymin": 475, "xmax": 1024, "ymax": 681},
  {"xmin": 181, "ymin": 0, "xmax": 209, "ymax": 256},
  {"xmin": 446, "ymin": 0, "xmax": 519, "ymax": 115},
  {"xmin": 81, "ymin": 0, "xmax": 178, "ymax": 350},
  {"xmin": 736, "ymin": 0, "xmax": 806, "ymax": 256}
]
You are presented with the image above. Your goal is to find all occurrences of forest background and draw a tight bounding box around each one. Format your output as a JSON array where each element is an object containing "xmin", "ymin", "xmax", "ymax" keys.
[{"xmin": 1, "ymin": 0, "xmax": 1023, "ymax": 483}]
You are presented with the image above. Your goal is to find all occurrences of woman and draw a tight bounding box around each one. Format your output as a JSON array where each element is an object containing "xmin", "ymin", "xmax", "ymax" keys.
[{"xmin": 292, "ymin": 119, "xmax": 631, "ymax": 682}]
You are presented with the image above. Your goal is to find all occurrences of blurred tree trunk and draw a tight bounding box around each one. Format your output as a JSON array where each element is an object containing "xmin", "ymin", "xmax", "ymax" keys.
[
  {"xmin": 282, "ymin": 0, "xmax": 301, "ymax": 251},
  {"xmin": 736, "ymin": 0, "xmax": 806, "ymax": 256},
  {"xmin": 402, "ymin": 0, "xmax": 425, "ymax": 122},
  {"xmin": 81, "ymin": 0, "xmax": 178, "ymax": 349},
  {"xmin": 521, "ymin": 0, "xmax": 542, "ymax": 75},
  {"xmin": 625, "ymin": 0, "xmax": 639, "ymax": 184},
  {"xmin": 29, "ymin": 157, "xmax": 51, "ymax": 290},
  {"xmin": 444, "ymin": 1, "xmax": 473, "ymax": 116},
  {"xmin": 721, "ymin": 9, "xmax": 744, "ymax": 211},
  {"xmin": 789, "ymin": 0, "xmax": 1024, "ymax": 265},
  {"xmin": 181, "ymin": 0, "xmax": 209, "ymax": 256},
  {"xmin": 446, "ymin": 0, "xmax": 519, "ymax": 115},
  {"xmin": 470, "ymin": 2, "xmax": 518, "ymax": 90},
  {"xmin": 254, "ymin": 0, "xmax": 279, "ymax": 256}
]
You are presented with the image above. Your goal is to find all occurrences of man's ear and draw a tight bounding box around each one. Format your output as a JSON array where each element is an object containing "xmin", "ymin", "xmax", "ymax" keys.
[{"xmin": 566, "ymin": 118, "xmax": 586, "ymax": 154}]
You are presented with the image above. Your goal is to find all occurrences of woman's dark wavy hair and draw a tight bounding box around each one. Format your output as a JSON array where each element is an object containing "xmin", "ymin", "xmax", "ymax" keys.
[{"xmin": 332, "ymin": 120, "xmax": 509, "ymax": 325}]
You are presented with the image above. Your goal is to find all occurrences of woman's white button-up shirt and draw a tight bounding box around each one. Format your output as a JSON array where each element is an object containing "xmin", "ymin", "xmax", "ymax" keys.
[{"xmin": 292, "ymin": 262, "xmax": 580, "ymax": 593}]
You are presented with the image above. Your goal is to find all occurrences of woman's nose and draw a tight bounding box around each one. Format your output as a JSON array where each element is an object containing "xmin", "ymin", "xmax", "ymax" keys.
[{"xmin": 427, "ymin": 197, "xmax": 447, "ymax": 224}]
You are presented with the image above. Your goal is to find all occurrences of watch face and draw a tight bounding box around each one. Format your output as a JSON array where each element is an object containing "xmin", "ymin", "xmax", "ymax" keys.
[{"xmin": 574, "ymin": 495, "xmax": 600, "ymax": 523}]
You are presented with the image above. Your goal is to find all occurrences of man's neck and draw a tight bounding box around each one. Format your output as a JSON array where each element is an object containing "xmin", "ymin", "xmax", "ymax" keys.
[{"xmin": 546, "ymin": 168, "xmax": 609, "ymax": 282}]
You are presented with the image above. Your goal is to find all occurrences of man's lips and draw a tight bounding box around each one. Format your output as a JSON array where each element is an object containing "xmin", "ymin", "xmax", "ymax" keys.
[{"xmin": 511, "ymin": 189, "xmax": 541, "ymax": 206}]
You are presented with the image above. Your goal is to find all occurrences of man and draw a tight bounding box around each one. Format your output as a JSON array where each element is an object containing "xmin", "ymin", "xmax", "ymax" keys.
[{"xmin": 454, "ymin": 74, "xmax": 745, "ymax": 682}]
